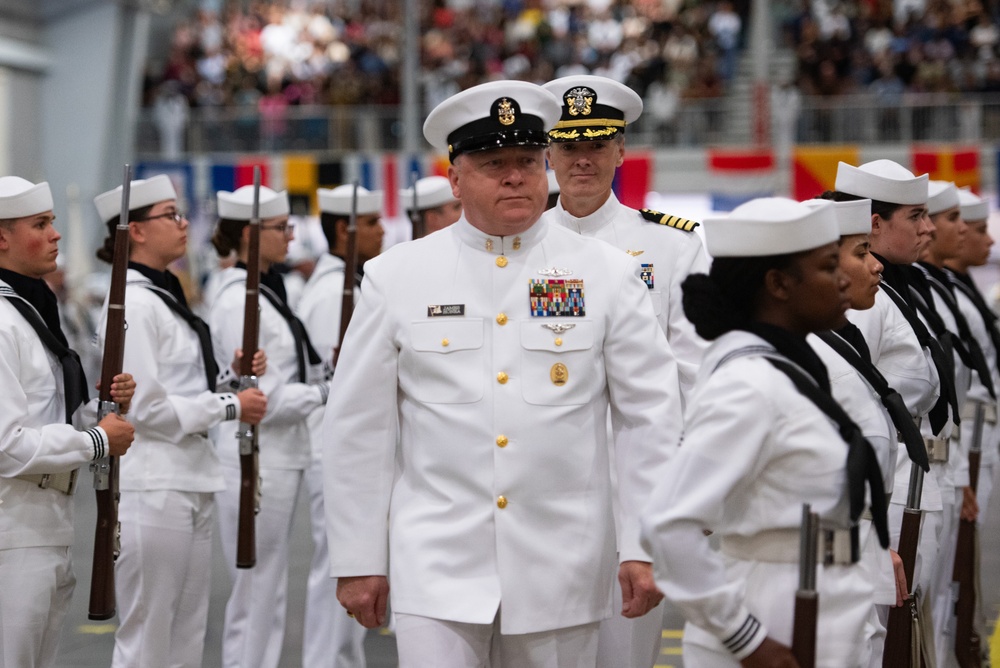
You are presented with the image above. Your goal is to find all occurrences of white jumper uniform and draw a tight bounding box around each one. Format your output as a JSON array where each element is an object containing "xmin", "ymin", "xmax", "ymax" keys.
[
  {"xmin": 210, "ymin": 266, "xmax": 327, "ymax": 668},
  {"xmin": 543, "ymin": 194, "xmax": 705, "ymax": 667},
  {"xmin": 296, "ymin": 252, "xmax": 367, "ymax": 668},
  {"xmin": 322, "ymin": 217, "xmax": 681, "ymax": 653},
  {"xmin": 0, "ymin": 280, "xmax": 109, "ymax": 668},
  {"xmin": 96, "ymin": 268, "xmax": 240, "ymax": 668},
  {"xmin": 642, "ymin": 330, "xmax": 872, "ymax": 667}
]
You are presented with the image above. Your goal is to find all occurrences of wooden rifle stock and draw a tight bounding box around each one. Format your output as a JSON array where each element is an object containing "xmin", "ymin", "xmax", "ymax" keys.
[
  {"xmin": 88, "ymin": 164, "xmax": 132, "ymax": 620},
  {"xmin": 333, "ymin": 182, "xmax": 359, "ymax": 366},
  {"xmin": 954, "ymin": 403, "xmax": 984, "ymax": 667},
  {"xmin": 792, "ymin": 505, "xmax": 819, "ymax": 668},
  {"xmin": 884, "ymin": 465, "xmax": 925, "ymax": 668},
  {"xmin": 236, "ymin": 167, "xmax": 262, "ymax": 569}
]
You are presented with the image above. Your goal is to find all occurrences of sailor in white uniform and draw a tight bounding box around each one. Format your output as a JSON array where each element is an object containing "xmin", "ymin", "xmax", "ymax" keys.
[
  {"xmin": 402, "ymin": 175, "xmax": 462, "ymax": 238},
  {"xmin": 641, "ymin": 197, "xmax": 889, "ymax": 667},
  {"xmin": 92, "ymin": 175, "xmax": 267, "ymax": 668},
  {"xmin": 540, "ymin": 74, "xmax": 706, "ymax": 668},
  {"xmin": 297, "ymin": 183, "xmax": 384, "ymax": 668},
  {"xmin": 210, "ymin": 185, "xmax": 330, "ymax": 668},
  {"xmin": 0, "ymin": 176, "xmax": 135, "ymax": 668},
  {"xmin": 323, "ymin": 80, "xmax": 681, "ymax": 668}
]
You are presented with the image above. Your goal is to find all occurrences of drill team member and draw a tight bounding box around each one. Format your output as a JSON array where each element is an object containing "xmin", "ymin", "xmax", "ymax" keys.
[
  {"xmin": 92, "ymin": 175, "xmax": 268, "ymax": 668},
  {"xmin": 540, "ymin": 74, "xmax": 705, "ymax": 668},
  {"xmin": 401, "ymin": 175, "xmax": 462, "ymax": 237},
  {"xmin": 0, "ymin": 176, "xmax": 135, "ymax": 667},
  {"xmin": 298, "ymin": 183, "xmax": 384, "ymax": 668},
  {"xmin": 323, "ymin": 80, "xmax": 681, "ymax": 667}
]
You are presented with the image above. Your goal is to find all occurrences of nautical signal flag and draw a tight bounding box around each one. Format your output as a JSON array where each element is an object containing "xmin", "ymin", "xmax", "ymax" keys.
[
  {"xmin": 793, "ymin": 145, "xmax": 859, "ymax": 200},
  {"xmin": 707, "ymin": 149, "xmax": 775, "ymax": 212},
  {"xmin": 911, "ymin": 146, "xmax": 980, "ymax": 192}
]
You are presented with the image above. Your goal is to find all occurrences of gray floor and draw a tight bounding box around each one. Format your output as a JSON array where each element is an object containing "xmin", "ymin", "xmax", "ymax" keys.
[{"xmin": 55, "ymin": 470, "xmax": 1000, "ymax": 668}]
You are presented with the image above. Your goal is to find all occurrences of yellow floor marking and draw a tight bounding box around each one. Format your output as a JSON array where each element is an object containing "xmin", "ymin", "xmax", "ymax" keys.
[
  {"xmin": 661, "ymin": 629, "xmax": 683, "ymax": 639},
  {"xmin": 653, "ymin": 664, "xmax": 675, "ymax": 668},
  {"xmin": 76, "ymin": 623, "xmax": 116, "ymax": 635},
  {"xmin": 991, "ymin": 615, "xmax": 999, "ymax": 666},
  {"xmin": 660, "ymin": 646, "xmax": 683, "ymax": 655}
]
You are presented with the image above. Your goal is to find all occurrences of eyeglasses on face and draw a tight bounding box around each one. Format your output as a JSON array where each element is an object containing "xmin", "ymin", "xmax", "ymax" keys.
[
  {"xmin": 261, "ymin": 222, "xmax": 295, "ymax": 235},
  {"xmin": 136, "ymin": 211, "xmax": 186, "ymax": 226}
]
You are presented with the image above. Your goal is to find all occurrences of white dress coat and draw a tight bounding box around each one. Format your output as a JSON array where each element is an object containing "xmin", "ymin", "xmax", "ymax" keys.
[
  {"xmin": 0, "ymin": 281, "xmax": 107, "ymax": 551},
  {"xmin": 641, "ymin": 330, "xmax": 870, "ymax": 666},
  {"xmin": 321, "ymin": 216, "xmax": 682, "ymax": 635},
  {"xmin": 543, "ymin": 194, "xmax": 708, "ymax": 400},
  {"xmin": 96, "ymin": 269, "xmax": 237, "ymax": 492}
]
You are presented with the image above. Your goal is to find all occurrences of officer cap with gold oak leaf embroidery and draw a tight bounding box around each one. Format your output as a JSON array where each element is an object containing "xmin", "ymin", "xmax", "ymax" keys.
[
  {"xmin": 542, "ymin": 75, "xmax": 642, "ymax": 142},
  {"xmin": 423, "ymin": 80, "xmax": 561, "ymax": 163}
]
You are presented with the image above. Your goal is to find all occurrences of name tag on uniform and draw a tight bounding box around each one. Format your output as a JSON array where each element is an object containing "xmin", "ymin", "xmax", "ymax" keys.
[
  {"xmin": 428, "ymin": 304, "xmax": 465, "ymax": 317},
  {"xmin": 640, "ymin": 263, "xmax": 654, "ymax": 289},
  {"xmin": 529, "ymin": 279, "xmax": 585, "ymax": 317}
]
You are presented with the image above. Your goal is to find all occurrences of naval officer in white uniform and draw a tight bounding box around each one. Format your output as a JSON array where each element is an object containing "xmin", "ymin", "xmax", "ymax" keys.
[
  {"xmin": 322, "ymin": 80, "xmax": 681, "ymax": 667},
  {"xmin": 298, "ymin": 183, "xmax": 384, "ymax": 668},
  {"xmin": 540, "ymin": 75, "xmax": 706, "ymax": 668},
  {"xmin": 0, "ymin": 176, "xmax": 135, "ymax": 668}
]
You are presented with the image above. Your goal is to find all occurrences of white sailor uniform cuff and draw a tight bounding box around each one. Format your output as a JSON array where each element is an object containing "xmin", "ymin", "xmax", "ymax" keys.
[
  {"xmin": 217, "ymin": 393, "xmax": 240, "ymax": 421},
  {"xmin": 722, "ymin": 611, "xmax": 767, "ymax": 660},
  {"xmin": 87, "ymin": 427, "xmax": 109, "ymax": 461}
]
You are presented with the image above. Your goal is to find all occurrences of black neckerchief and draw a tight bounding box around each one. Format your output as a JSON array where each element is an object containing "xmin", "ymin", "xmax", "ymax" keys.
[
  {"xmin": 873, "ymin": 253, "xmax": 917, "ymax": 310},
  {"xmin": 236, "ymin": 262, "xmax": 321, "ymax": 382},
  {"xmin": 946, "ymin": 267, "xmax": 1000, "ymax": 374},
  {"xmin": 130, "ymin": 262, "xmax": 219, "ymax": 391},
  {"xmin": 129, "ymin": 261, "xmax": 190, "ymax": 310},
  {"xmin": 836, "ymin": 321, "xmax": 873, "ymax": 363},
  {"xmin": 0, "ymin": 267, "xmax": 70, "ymax": 348},
  {"xmin": 743, "ymin": 321, "xmax": 831, "ymax": 393}
]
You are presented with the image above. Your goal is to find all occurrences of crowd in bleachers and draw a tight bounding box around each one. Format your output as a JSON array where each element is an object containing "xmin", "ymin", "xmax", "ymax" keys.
[
  {"xmin": 143, "ymin": 0, "xmax": 748, "ymax": 116},
  {"xmin": 785, "ymin": 0, "xmax": 1000, "ymax": 97}
]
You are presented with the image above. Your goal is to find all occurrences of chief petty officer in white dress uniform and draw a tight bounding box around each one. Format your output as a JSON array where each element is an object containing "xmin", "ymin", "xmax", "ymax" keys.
[
  {"xmin": 641, "ymin": 197, "xmax": 889, "ymax": 667},
  {"xmin": 0, "ymin": 176, "xmax": 135, "ymax": 668},
  {"xmin": 539, "ymin": 75, "xmax": 706, "ymax": 668},
  {"xmin": 297, "ymin": 183, "xmax": 384, "ymax": 668},
  {"xmin": 92, "ymin": 175, "xmax": 268, "ymax": 668},
  {"xmin": 210, "ymin": 185, "xmax": 330, "ymax": 668},
  {"xmin": 323, "ymin": 80, "xmax": 682, "ymax": 667}
]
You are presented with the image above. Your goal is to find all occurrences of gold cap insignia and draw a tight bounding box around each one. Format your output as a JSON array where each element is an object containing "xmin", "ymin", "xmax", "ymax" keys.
[
  {"xmin": 497, "ymin": 98, "xmax": 516, "ymax": 126},
  {"xmin": 565, "ymin": 87, "xmax": 594, "ymax": 117}
]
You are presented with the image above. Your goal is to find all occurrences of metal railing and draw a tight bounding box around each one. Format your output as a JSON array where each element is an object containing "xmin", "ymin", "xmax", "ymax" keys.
[{"xmin": 134, "ymin": 92, "xmax": 1000, "ymax": 157}]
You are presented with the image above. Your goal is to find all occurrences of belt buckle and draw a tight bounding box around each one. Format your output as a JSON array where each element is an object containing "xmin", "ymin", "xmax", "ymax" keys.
[
  {"xmin": 820, "ymin": 529, "xmax": 853, "ymax": 566},
  {"xmin": 37, "ymin": 474, "xmax": 51, "ymax": 490}
]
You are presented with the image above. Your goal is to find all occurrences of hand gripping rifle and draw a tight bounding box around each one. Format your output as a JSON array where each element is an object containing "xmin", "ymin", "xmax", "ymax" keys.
[
  {"xmin": 953, "ymin": 402, "xmax": 985, "ymax": 667},
  {"xmin": 333, "ymin": 181, "xmax": 359, "ymax": 367},
  {"xmin": 88, "ymin": 164, "xmax": 132, "ymax": 620},
  {"xmin": 792, "ymin": 504, "xmax": 819, "ymax": 668},
  {"xmin": 884, "ymin": 461, "xmax": 926, "ymax": 668},
  {"xmin": 236, "ymin": 167, "xmax": 262, "ymax": 569}
]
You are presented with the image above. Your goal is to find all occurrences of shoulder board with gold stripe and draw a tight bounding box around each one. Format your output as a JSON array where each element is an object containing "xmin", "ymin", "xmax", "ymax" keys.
[{"xmin": 640, "ymin": 209, "xmax": 699, "ymax": 232}]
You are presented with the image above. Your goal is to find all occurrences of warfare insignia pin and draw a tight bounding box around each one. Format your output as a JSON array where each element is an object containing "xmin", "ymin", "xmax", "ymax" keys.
[
  {"xmin": 530, "ymin": 279, "xmax": 585, "ymax": 317},
  {"xmin": 565, "ymin": 87, "xmax": 595, "ymax": 117},
  {"xmin": 626, "ymin": 250, "xmax": 644, "ymax": 257},
  {"xmin": 542, "ymin": 323, "xmax": 576, "ymax": 334},
  {"xmin": 537, "ymin": 267, "xmax": 573, "ymax": 277}
]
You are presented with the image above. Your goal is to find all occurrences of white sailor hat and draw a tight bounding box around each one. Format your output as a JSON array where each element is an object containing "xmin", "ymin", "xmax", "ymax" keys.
[
  {"xmin": 0, "ymin": 176, "xmax": 54, "ymax": 219},
  {"xmin": 704, "ymin": 197, "xmax": 839, "ymax": 258},
  {"xmin": 546, "ymin": 169, "xmax": 560, "ymax": 195},
  {"xmin": 926, "ymin": 180, "xmax": 960, "ymax": 216},
  {"xmin": 958, "ymin": 188, "xmax": 989, "ymax": 222},
  {"xmin": 835, "ymin": 159, "xmax": 928, "ymax": 205},
  {"xmin": 542, "ymin": 75, "xmax": 642, "ymax": 142},
  {"xmin": 94, "ymin": 174, "xmax": 177, "ymax": 224},
  {"xmin": 318, "ymin": 184, "xmax": 382, "ymax": 216},
  {"xmin": 217, "ymin": 185, "xmax": 290, "ymax": 220},
  {"xmin": 803, "ymin": 198, "xmax": 872, "ymax": 236},
  {"xmin": 423, "ymin": 80, "xmax": 561, "ymax": 162},
  {"xmin": 400, "ymin": 176, "xmax": 455, "ymax": 214}
]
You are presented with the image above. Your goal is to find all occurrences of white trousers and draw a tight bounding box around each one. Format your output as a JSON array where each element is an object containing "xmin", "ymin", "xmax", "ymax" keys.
[
  {"xmin": 930, "ymin": 486, "xmax": 962, "ymax": 668},
  {"xmin": 0, "ymin": 545, "xmax": 74, "ymax": 668},
  {"xmin": 216, "ymin": 465, "xmax": 304, "ymax": 668},
  {"xmin": 303, "ymin": 459, "xmax": 367, "ymax": 668},
  {"xmin": 112, "ymin": 490, "xmax": 214, "ymax": 668},
  {"xmin": 595, "ymin": 574, "xmax": 663, "ymax": 668},
  {"xmin": 395, "ymin": 612, "xmax": 600, "ymax": 668}
]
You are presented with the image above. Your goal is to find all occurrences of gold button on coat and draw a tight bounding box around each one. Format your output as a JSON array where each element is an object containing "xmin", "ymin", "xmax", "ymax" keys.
[
  {"xmin": 497, "ymin": 495, "xmax": 508, "ymax": 509},
  {"xmin": 441, "ymin": 338, "xmax": 449, "ymax": 347},
  {"xmin": 554, "ymin": 337, "xmax": 563, "ymax": 346},
  {"xmin": 497, "ymin": 372, "xmax": 508, "ymax": 384},
  {"xmin": 496, "ymin": 313, "xmax": 508, "ymax": 326},
  {"xmin": 496, "ymin": 434, "xmax": 508, "ymax": 447},
  {"xmin": 496, "ymin": 256, "xmax": 508, "ymax": 268}
]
